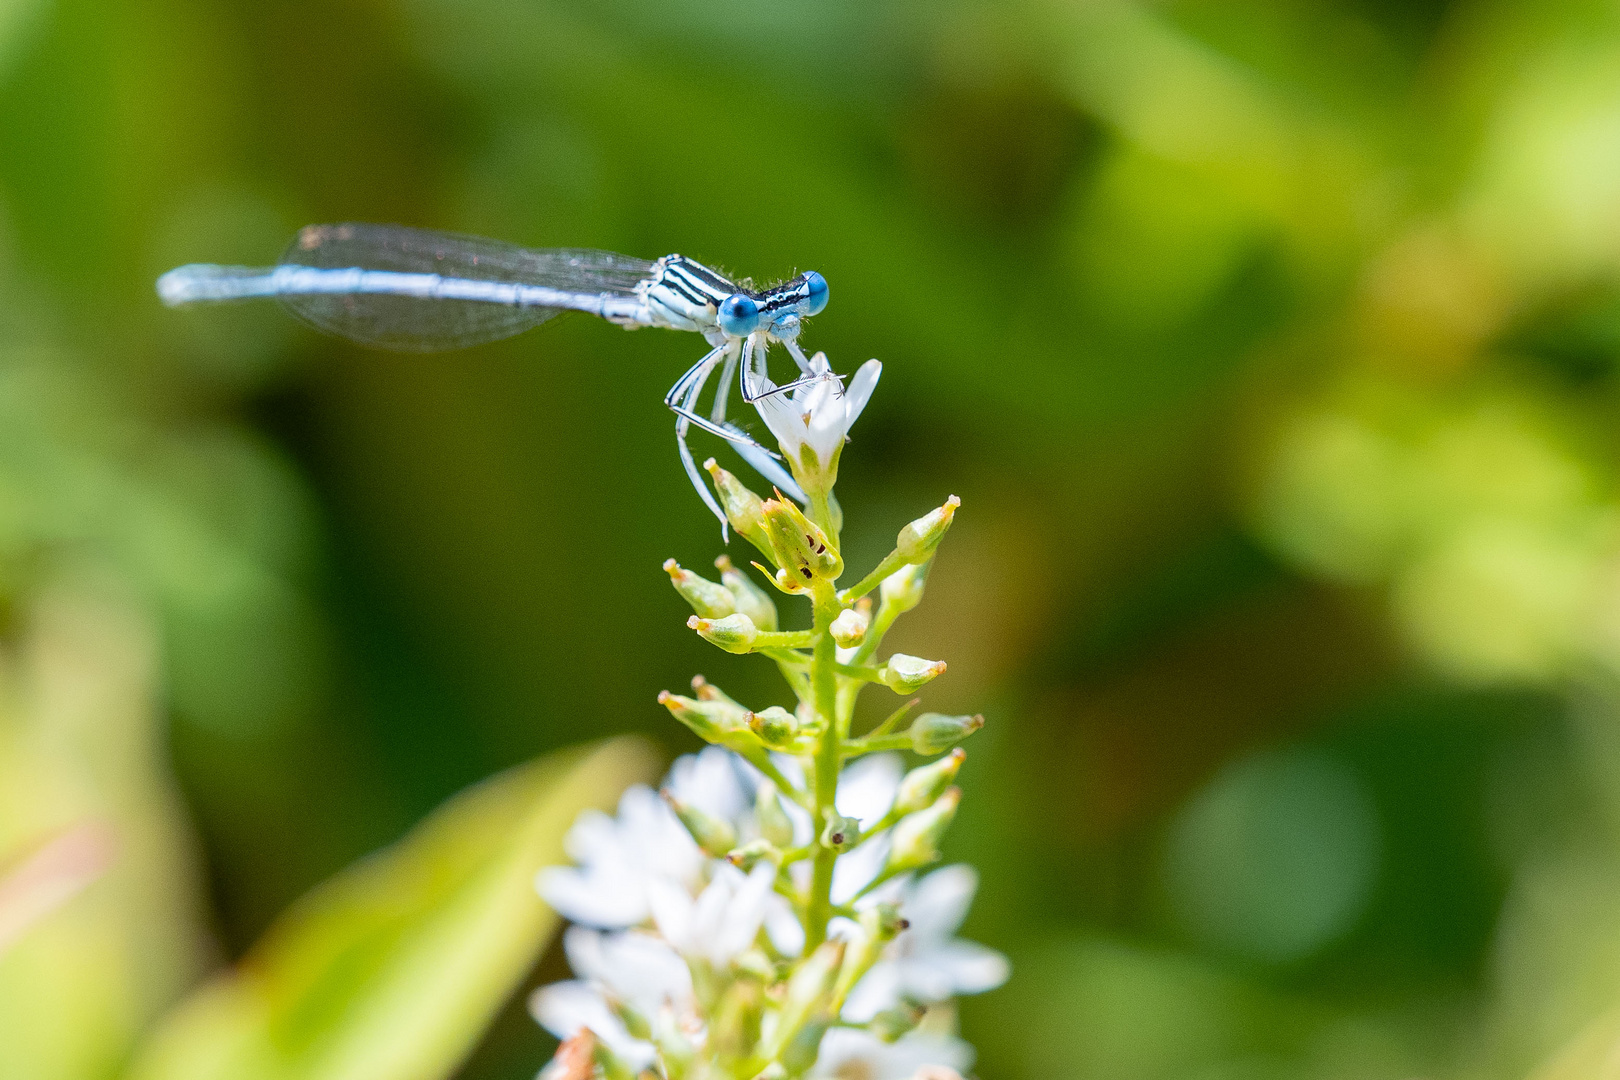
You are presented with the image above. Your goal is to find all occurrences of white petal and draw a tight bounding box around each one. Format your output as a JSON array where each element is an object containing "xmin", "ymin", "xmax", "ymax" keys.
[
  {"xmin": 754, "ymin": 386, "xmax": 807, "ymax": 455},
  {"xmin": 877, "ymin": 1033, "xmax": 975, "ymax": 1078},
  {"xmin": 647, "ymin": 876, "xmax": 696, "ymax": 950},
  {"xmin": 927, "ymin": 939, "xmax": 1010, "ymax": 994},
  {"xmin": 841, "ymin": 960, "xmax": 901, "ymax": 1022},
  {"xmin": 562, "ymin": 926, "xmax": 608, "ymax": 983},
  {"xmin": 597, "ymin": 931, "xmax": 694, "ymax": 1017},
  {"xmin": 710, "ymin": 862, "xmax": 775, "ymax": 963},
  {"xmin": 841, "ymin": 360, "xmax": 882, "ymax": 431},
  {"xmin": 832, "ymin": 832, "xmax": 889, "ymax": 905},
  {"xmin": 903, "ymin": 865, "xmax": 977, "ymax": 940},
  {"xmin": 561, "ymin": 809, "xmax": 617, "ymax": 862},
  {"xmin": 535, "ymin": 866, "xmax": 647, "ymax": 928},
  {"xmin": 666, "ymin": 747, "xmax": 749, "ymax": 821},
  {"xmin": 837, "ymin": 754, "xmax": 902, "ymax": 825},
  {"xmin": 530, "ymin": 981, "xmax": 657, "ymax": 1070},
  {"xmin": 811, "ymin": 1028, "xmax": 971, "ymax": 1080}
]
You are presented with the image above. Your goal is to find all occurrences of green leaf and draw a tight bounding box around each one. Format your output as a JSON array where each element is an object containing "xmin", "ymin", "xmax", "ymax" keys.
[
  {"xmin": 121, "ymin": 736, "xmax": 657, "ymax": 1080},
  {"xmin": 1527, "ymin": 1002, "xmax": 1620, "ymax": 1080}
]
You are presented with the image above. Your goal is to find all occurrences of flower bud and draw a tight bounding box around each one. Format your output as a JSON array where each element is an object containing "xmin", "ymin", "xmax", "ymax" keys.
[
  {"xmin": 896, "ymin": 495, "xmax": 959, "ymax": 563},
  {"xmin": 910, "ymin": 713, "xmax": 983, "ymax": 755},
  {"xmin": 710, "ymin": 978, "xmax": 764, "ymax": 1062},
  {"xmin": 763, "ymin": 496, "xmax": 842, "ymax": 584},
  {"xmin": 860, "ymin": 900, "xmax": 909, "ymax": 943},
  {"xmin": 880, "ymin": 561, "xmax": 930, "ymax": 614},
  {"xmin": 688, "ymin": 612, "xmax": 759, "ymax": 654},
  {"xmin": 834, "ymin": 901, "xmax": 908, "ymax": 1011},
  {"xmin": 691, "ymin": 675, "xmax": 744, "ymax": 709},
  {"xmin": 880, "ymin": 653, "xmax": 947, "ymax": 693},
  {"xmin": 886, "ymin": 787, "xmax": 960, "ymax": 874},
  {"xmin": 658, "ymin": 690, "xmax": 747, "ymax": 743},
  {"xmin": 748, "ymin": 705, "xmax": 800, "ymax": 749},
  {"xmin": 778, "ymin": 1017, "xmax": 832, "ymax": 1077},
  {"xmin": 662, "ymin": 789, "xmax": 737, "ymax": 857},
  {"xmin": 725, "ymin": 837, "xmax": 779, "ymax": 871},
  {"xmin": 755, "ymin": 780, "xmax": 795, "ymax": 848},
  {"xmin": 830, "ymin": 606, "xmax": 869, "ymax": 647},
  {"xmin": 894, "ymin": 748, "xmax": 966, "ymax": 815},
  {"xmin": 715, "ymin": 554, "xmax": 778, "ymax": 631},
  {"xmin": 867, "ymin": 1004, "xmax": 925, "ymax": 1043},
  {"xmin": 704, "ymin": 458, "xmax": 773, "ymax": 555},
  {"xmin": 663, "ymin": 558, "xmax": 736, "ymax": 618},
  {"xmin": 820, "ymin": 811, "xmax": 861, "ymax": 853}
]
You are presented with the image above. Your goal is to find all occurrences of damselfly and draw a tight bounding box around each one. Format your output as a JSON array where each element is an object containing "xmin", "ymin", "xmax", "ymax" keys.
[{"xmin": 156, "ymin": 223, "xmax": 836, "ymax": 521}]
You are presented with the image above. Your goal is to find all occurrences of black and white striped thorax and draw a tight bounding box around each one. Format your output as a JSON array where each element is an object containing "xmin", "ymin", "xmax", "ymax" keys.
[{"xmin": 638, "ymin": 255, "xmax": 739, "ymax": 332}]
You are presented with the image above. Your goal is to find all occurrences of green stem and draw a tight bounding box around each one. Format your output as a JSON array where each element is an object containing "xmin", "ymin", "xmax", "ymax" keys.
[
  {"xmin": 839, "ymin": 549, "xmax": 909, "ymax": 604},
  {"xmin": 803, "ymin": 582, "xmax": 842, "ymax": 950},
  {"xmin": 843, "ymin": 733, "xmax": 912, "ymax": 754},
  {"xmin": 866, "ymin": 697, "xmax": 920, "ymax": 740}
]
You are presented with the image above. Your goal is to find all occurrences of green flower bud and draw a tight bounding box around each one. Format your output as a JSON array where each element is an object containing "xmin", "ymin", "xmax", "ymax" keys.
[
  {"xmin": 861, "ymin": 899, "xmax": 909, "ymax": 943},
  {"xmin": 894, "ymin": 748, "xmax": 966, "ymax": 814},
  {"xmin": 909, "ymin": 713, "xmax": 983, "ymax": 755},
  {"xmin": 725, "ymin": 837, "xmax": 780, "ymax": 871},
  {"xmin": 896, "ymin": 495, "xmax": 960, "ymax": 563},
  {"xmin": 691, "ymin": 675, "xmax": 744, "ymax": 709},
  {"xmin": 867, "ymin": 1004, "xmax": 925, "ymax": 1043},
  {"xmin": 755, "ymin": 780, "xmax": 795, "ymax": 848},
  {"xmin": 762, "ymin": 496, "xmax": 842, "ymax": 584},
  {"xmin": 704, "ymin": 458, "xmax": 773, "ymax": 556},
  {"xmin": 880, "ymin": 653, "xmax": 947, "ymax": 693},
  {"xmin": 663, "ymin": 558, "xmax": 736, "ymax": 618},
  {"xmin": 748, "ymin": 705, "xmax": 800, "ymax": 749},
  {"xmin": 830, "ymin": 606, "xmax": 869, "ymax": 647},
  {"xmin": 661, "ymin": 789, "xmax": 737, "ymax": 857},
  {"xmin": 880, "ymin": 560, "xmax": 930, "ymax": 614},
  {"xmin": 709, "ymin": 978, "xmax": 764, "ymax": 1062},
  {"xmin": 778, "ymin": 1017, "xmax": 831, "ymax": 1077},
  {"xmin": 688, "ymin": 612, "xmax": 759, "ymax": 654},
  {"xmin": 886, "ymin": 787, "xmax": 960, "ymax": 874},
  {"xmin": 821, "ymin": 811, "xmax": 861, "ymax": 853},
  {"xmin": 834, "ymin": 901, "xmax": 909, "ymax": 1012},
  {"xmin": 715, "ymin": 554, "xmax": 778, "ymax": 631},
  {"xmin": 658, "ymin": 690, "xmax": 749, "ymax": 741}
]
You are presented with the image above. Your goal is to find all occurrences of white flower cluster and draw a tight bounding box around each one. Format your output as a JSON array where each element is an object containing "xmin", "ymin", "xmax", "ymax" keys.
[{"xmin": 532, "ymin": 747, "xmax": 1006, "ymax": 1079}]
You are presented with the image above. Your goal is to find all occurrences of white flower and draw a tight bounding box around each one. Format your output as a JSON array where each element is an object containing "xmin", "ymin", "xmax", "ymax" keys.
[
  {"xmin": 809, "ymin": 1028, "xmax": 974, "ymax": 1080},
  {"xmin": 536, "ymin": 784, "xmax": 701, "ymax": 928},
  {"xmin": 529, "ymin": 926, "xmax": 697, "ymax": 1072},
  {"xmin": 843, "ymin": 866, "xmax": 1009, "ymax": 1022},
  {"xmin": 754, "ymin": 358, "xmax": 882, "ymax": 482},
  {"xmin": 536, "ymin": 748, "xmax": 753, "ymax": 928},
  {"xmin": 649, "ymin": 861, "xmax": 776, "ymax": 967}
]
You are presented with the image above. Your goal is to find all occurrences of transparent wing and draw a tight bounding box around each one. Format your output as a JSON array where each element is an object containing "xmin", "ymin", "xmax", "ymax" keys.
[{"xmin": 277, "ymin": 224, "xmax": 656, "ymax": 352}]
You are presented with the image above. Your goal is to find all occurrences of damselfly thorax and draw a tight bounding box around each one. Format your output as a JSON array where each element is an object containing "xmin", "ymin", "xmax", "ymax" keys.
[{"xmin": 156, "ymin": 224, "xmax": 836, "ymax": 523}]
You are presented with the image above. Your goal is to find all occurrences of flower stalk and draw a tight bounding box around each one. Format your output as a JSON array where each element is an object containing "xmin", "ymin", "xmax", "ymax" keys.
[{"xmin": 533, "ymin": 351, "xmax": 1002, "ymax": 1080}]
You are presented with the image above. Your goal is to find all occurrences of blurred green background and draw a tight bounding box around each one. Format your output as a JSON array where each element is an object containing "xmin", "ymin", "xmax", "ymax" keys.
[{"xmin": 13, "ymin": 0, "xmax": 1620, "ymax": 1078}]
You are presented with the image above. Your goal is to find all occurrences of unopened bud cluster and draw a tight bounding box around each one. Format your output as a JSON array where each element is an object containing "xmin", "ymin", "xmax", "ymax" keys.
[{"xmin": 534, "ymin": 360, "xmax": 1002, "ymax": 1080}]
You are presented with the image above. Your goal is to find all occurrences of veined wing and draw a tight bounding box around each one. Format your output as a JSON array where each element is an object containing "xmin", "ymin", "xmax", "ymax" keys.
[{"xmin": 158, "ymin": 223, "xmax": 657, "ymax": 352}]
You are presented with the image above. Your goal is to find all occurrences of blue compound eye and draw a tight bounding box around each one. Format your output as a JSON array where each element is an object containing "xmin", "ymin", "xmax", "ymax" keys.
[
  {"xmin": 718, "ymin": 293, "xmax": 761, "ymax": 337},
  {"xmin": 800, "ymin": 271, "xmax": 829, "ymax": 317}
]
